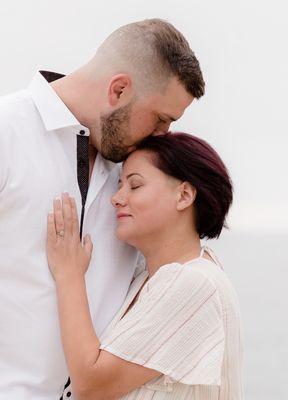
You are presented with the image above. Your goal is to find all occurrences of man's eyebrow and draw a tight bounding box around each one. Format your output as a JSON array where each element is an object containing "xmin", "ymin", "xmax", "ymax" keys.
[{"xmin": 118, "ymin": 173, "xmax": 144, "ymax": 184}]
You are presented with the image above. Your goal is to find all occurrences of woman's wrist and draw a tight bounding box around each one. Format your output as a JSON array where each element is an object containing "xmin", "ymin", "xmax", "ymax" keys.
[{"xmin": 54, "ymin": 265, "xmax": 85, "ymax": 287}]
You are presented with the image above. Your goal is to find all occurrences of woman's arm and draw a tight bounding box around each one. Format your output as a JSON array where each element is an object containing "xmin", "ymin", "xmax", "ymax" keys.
[{"xmin": 47, "ymin": 193, "xmax": 160, "ymax": 400}]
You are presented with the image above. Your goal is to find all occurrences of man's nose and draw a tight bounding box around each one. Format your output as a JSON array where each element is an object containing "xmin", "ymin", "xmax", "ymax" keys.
[
  {"xmin": 152, "ymin": 128, "xmax": 169, "ymax": 137},
  {"xmin": 152, "ymin": 123, "xmax": 171, "ymax": 137}
]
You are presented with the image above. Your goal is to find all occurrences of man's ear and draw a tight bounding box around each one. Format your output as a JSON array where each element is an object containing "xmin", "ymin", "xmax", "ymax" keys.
[
  {"xmin": 108, "ymin": 74, "xmax": 132, "ymax": 106},
  {"xmin": 176, "ymin": 182, "xmax": 197, "ymax": 211}
]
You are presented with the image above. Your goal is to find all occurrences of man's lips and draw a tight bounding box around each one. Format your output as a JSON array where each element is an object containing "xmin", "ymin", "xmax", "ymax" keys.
[{"xmin": 117, "ymin": 212, "xmax": 132, "ymax": 219}]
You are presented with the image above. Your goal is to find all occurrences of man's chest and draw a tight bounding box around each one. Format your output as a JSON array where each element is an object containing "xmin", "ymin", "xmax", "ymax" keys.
[{"xmin": 2, "ymin": 133, "xmax": 78, "ymax": 204}]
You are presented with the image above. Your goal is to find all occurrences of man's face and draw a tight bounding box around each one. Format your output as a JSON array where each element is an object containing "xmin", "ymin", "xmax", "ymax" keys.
[{"xmin": 99, "ymin": 77, "xmax": 194, "ymax": 162}]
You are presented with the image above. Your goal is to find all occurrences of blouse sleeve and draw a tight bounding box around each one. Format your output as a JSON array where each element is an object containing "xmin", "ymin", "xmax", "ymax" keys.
[{"xmin": 99, "ymin": 263, "xmax": 225, "ymax": 386}]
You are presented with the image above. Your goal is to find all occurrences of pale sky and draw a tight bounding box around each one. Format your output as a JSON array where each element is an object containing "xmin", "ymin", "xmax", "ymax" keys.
[{"xmin": 1, "ymin": 0, "xmax": 287, "ymax": 233}]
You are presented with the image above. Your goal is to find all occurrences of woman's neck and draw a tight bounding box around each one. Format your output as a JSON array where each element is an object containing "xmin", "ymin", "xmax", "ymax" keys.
[{"xmin": 139, "ymin": 230, "xmax": 201, "ymax": 278}]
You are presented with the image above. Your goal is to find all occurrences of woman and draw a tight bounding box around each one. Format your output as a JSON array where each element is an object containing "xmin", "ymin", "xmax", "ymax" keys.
[{"xmin": 47, "ymin": 132, "xmax": 243, "ymax": 399}]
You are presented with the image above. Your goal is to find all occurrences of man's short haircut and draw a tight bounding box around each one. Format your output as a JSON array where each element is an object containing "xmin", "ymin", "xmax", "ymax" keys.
[{"xmin": 97, "ymin": 19, "xmax": 205, "ymax": 99}]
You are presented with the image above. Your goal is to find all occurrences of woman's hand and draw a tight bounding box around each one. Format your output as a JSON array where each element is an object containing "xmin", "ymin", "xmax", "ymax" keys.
[{"xmin": 46, "ymin": 192, "xmax": 93, "ymax": 283}]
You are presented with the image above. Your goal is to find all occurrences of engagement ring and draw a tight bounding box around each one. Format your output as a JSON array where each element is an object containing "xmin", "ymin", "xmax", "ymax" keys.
[{"xmin": 56, "ymin": 230, "xmax": 65, "ymax": 237}]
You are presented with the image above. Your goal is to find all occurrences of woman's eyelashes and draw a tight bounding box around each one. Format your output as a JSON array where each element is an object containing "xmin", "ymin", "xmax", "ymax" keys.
[
  {"xmin": 130, "ymin": 184, "xmax": 142, "ymax": 190},
  {"xmin": 129, "ymin": 180, "xmax": 143, "ymax": 190},
  {"xmin": 117, "ymin": 182, "xmax": 142, "ymax": 191}
]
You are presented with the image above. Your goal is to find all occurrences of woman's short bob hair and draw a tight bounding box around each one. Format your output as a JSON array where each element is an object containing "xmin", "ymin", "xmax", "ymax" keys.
[{"xmin": 135, "ymin": 132, "xmax": 233, "ymax": 240}]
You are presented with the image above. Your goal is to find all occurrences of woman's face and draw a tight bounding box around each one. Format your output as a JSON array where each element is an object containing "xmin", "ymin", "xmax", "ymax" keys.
[{"xmin": 111, "ymin": 150, "xmax": 182, "ymax": 247}]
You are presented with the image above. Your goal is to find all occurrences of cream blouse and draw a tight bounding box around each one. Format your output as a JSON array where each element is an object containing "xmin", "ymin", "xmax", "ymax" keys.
[{"xmin": 99, "ymin": 247, "xmax": 244, "ymax": 399}]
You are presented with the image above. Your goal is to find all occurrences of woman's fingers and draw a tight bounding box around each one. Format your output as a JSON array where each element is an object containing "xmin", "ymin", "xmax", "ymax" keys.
[
  {"xmin": 62, "ymin": 192, "xmax": 73, "ymax": 235},
  {"xmin": 52, "ymin": 193, "xmax": 80, "ymax": 239},
  {"xmin": 47, "ymin": 212, "xmax": 57, "ymax": 243},
  {"xmin": 53, "ymin": 198, "xmax": 65, "ymax": 238},
  {"xmin": 69, "ymin": 196, "xmax": 80, "ymax": 236},
  {"xmin": 83, "ymin": 234, "xmax": 93, "ymax": 259}
]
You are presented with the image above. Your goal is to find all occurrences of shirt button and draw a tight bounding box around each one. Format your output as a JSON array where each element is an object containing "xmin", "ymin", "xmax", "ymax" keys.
[
  {"xmin": 66, "ymin": 391, "xmax": 71, "ymax": 397},
  {"xmin": 79, "ymin": 130, "xmax": 85, "ymax": 135}
]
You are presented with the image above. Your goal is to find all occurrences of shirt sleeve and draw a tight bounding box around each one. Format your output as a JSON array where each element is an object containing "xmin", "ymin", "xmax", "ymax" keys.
[
  {"xmin": 0, "ymin": 114, "xmax": 12, "ymax": 194},
  {"xmin": 99, "ymin": 263, "xmax": 225, "ymax": 386}
]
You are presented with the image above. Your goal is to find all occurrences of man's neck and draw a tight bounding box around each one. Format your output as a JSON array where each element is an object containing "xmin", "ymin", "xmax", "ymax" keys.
[
  {"xmin": 50, "ymin": 73, "xmax": 100, "ymax": 182},
  {"xmin": 50, "ymin": 71, "xmax": 100, "ymax": 131}
]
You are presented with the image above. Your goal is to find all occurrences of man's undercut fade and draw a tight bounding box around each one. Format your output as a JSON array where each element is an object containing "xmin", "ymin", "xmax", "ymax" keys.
[{"xmin": 95, "ymin": 19, "xmax": 205, "ymax": 98}]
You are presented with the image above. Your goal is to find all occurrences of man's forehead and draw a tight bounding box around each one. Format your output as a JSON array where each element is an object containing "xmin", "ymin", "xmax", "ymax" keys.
[
  {"xmin": 164, "ymin": 79, "xmax": 193, "ymax": 110},
  {"xmin": 151, "ymin": 79, "xmax": 193, "ymax": 117}
]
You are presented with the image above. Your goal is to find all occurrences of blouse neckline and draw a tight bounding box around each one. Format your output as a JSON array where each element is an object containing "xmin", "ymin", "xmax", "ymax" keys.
[{"xmin": 100, "ymin": 246, "xmax": 221, "ymax": 339}]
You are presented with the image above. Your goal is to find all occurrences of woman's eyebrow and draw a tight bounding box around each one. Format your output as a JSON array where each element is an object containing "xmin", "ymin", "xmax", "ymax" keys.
[
  {"xmin": 126, "ymin": 173, "xmax": 144, "ymax": 179},
  {"xmin": 118, "ymin": 173, "xmax": 144, "ymax": 184}
]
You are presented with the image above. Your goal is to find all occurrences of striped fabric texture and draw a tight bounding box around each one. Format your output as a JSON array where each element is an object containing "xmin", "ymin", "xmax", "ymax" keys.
[{"xmin": 99, "ymin": 249, "xmax": 243, "ymax": 399}]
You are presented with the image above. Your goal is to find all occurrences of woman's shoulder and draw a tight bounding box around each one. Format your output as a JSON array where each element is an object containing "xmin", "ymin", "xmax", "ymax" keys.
[
  {"xmin": 142, "ymin": 259, "xmax": 220, "ymax": 305},
  {"xmin": 152, "ymin": 257, "xmax": 219, "ymax": 284}
]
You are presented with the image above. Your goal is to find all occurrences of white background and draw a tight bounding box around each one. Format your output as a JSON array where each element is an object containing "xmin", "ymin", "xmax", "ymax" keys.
[{"xmin": 1, "ymin": 1, "xmax": 287, "ymax": 398}]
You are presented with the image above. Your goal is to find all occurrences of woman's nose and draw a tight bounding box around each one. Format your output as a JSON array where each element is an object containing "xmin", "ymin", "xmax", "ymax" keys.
[{"xmin": 111, "ymin": 190, "xmax": 126, "ymax": 208}]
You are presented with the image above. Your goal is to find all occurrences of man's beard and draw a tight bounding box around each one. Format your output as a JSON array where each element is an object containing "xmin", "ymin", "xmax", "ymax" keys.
[{"xmin": 100, "ymin": 103, "xmax": 133, "ymax": 163}]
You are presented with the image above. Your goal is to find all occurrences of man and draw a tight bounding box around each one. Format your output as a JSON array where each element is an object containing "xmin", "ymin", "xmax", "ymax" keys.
[{"xmin": 0, "ymin": 19, "xmax": 204, "ymax": 399}]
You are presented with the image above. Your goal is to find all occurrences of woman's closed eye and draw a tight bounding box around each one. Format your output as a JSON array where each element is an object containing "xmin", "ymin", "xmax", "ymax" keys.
[
  {"xmin": 129, "ymin": 180, "xmax": 143, "ymax": 190},
  {"xmin": 130, "ymin": 184, "xmax": 142, "ymax": 190}
]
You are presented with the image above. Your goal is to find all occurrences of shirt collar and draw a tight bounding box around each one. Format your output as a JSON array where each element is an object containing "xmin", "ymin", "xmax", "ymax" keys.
[
  {"xmin": 27, "ymin": 70, "xmax": 117, "ymax": 173},
  {"xmin": 27, "ymin": 70, "xmax": 88, "ymax": 134}
]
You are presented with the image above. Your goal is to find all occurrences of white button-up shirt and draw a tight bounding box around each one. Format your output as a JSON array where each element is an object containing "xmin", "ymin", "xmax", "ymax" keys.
[{"xmin": 0, "ymin": 71, "xmax": 139, "ymax": 399}]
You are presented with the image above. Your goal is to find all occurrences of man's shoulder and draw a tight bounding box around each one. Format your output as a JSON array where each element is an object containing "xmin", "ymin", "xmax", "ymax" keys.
[
  {"xmin": 0, "ymin": 89, "xmax": 36, "ymax": 133},
  {"xmin": 0, "ymin": 89, "xmax": 33, "ymax": 116},
  {"xmin": 0, "ymin": 89, "xmax": 31, "ymax": 106}
]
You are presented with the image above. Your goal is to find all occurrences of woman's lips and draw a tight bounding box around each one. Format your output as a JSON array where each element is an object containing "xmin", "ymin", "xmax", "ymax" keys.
[{"xmin": 117, "ymin": 213, "xmax": 132, "ymax": 219}]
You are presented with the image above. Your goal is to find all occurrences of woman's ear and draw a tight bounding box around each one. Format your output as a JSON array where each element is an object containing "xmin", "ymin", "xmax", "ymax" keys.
[
  {"xmin": 108, "ymin": 74, "xmax": 132, "ymax": 106},
  {"xmin": 176, "ymin": 182, "xmax": 197, "ymax": 211}
]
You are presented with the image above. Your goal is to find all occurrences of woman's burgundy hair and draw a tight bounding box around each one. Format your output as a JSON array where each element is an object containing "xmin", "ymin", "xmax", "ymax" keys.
[{"xmin": 136, "ymin": 132, "xmax": 233, "ymax": 239}]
